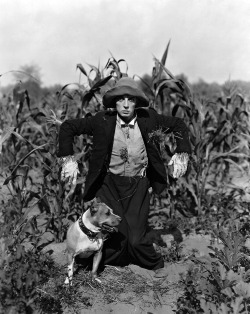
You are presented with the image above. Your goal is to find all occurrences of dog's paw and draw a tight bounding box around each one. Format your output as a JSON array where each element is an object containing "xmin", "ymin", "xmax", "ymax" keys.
[
  {"xmin": 94, "ymin": 277, "xmax": 102, "ymax": 284},
  {"xmin": 91, "ymin": 273, "xmax": 102, "ymax": 283},
  {"xmin": 64, "ymin": 277, "xmax": 72, "ymax": 286}
]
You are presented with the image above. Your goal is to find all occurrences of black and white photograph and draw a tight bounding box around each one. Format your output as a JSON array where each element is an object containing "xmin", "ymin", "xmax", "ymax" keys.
[{"xmin": 1, "ymin": 0, "xmax": 250, "ymax": 313}]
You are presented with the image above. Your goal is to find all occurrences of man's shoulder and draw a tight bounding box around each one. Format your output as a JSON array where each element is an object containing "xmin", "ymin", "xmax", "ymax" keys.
[
  {"xmin": 91, "ymin": 110, "xmax": 117, "ymax": 120},
  {"xmin": 136, "ymin": 107, "xmax": 158, "ymax": 118}
]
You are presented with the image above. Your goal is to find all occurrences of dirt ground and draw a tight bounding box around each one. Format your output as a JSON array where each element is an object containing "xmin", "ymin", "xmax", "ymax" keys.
[
  {"xmin": 41, "ymin": 231, "xmax": 224, "ymax": 314},
  {"xmin": 1, "ymin": 168, "xmax": 250, "ymax": 314}
]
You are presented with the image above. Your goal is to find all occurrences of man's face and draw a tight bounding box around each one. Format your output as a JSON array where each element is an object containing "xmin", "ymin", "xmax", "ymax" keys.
[{"xmin": 115, "ymin": 95, "xmax": 136, "ymax": 122}]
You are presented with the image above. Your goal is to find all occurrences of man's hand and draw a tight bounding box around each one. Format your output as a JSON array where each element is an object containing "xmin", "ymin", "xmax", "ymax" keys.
[
  {"xmin": 168, "ymin": 153, "xmax": 189, "ymax": 178},
  {"xmin": 61, "ymin": 156, "xmax": 80, "ymax": 186}
]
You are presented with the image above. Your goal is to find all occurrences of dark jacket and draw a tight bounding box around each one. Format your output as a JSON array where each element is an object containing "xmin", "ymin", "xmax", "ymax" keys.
[{"xmin": 58, "ymin": 108, "xmax": 192, "ymax": 201}]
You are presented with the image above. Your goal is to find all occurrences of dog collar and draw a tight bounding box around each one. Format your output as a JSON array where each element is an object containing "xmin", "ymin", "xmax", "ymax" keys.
[{"xmin": 78, "ymin": 218, "xmax": 100, "ymax": 240}]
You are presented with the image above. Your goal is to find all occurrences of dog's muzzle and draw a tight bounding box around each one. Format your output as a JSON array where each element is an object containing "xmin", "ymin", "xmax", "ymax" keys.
[{"xmin": 101, "ymin": 224, "xmax": 118, "ymax": 233}]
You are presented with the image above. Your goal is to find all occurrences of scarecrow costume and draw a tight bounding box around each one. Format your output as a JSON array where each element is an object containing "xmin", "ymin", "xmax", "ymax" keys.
[{"xmin": 58, "ymin": 77, "xmax": 191, "ymax": 272}]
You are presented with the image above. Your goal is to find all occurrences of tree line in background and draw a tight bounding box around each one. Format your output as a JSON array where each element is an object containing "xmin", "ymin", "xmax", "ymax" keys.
[{"xmin": 1, "ymin": 62, "xmax": 250, "ymax": 106}]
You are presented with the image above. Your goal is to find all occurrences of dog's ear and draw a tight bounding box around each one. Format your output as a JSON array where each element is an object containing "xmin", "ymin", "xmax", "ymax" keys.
[
  {"xmin": 92, "ymin": 197, "xmax": 102, "ymax": 205},
  {"xmin": 95, "ymin": 197, "xmax": 102, "ymax": 203}
]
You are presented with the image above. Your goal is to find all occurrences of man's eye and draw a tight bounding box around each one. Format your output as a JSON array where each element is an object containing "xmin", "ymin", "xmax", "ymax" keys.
[{"xmin": 128, "ymin": 98, "xmax": 136, "ymax": 103}]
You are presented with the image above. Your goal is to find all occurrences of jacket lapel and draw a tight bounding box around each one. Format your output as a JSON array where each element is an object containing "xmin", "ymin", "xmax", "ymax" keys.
[{"xmin": 137, "ymin": 116, "xmax": 149, "ymax": 142}]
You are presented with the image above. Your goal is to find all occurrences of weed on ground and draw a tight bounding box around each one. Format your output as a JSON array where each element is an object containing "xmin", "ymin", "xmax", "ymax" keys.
[{"xmin": 37, "ymin": 263, "xmax": 171, "ymax": 313}]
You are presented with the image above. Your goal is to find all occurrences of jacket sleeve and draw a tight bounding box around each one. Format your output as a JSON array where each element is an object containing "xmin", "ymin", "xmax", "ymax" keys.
[
  {"xmin": 155, "ymin": 112, "xmax": 192, "ymax": 154},
  {"xmin": 57, "ymin": 116, "xmax": 93, "ymax": 157}
]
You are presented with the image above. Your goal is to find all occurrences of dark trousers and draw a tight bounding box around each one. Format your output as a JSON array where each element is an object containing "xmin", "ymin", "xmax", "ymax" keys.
[{"xmin": 96, "ymin": 173, "xmax": 164, "ymax": 270}]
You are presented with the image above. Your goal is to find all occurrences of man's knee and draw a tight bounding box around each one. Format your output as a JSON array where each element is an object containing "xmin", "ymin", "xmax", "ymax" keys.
[{"xmin": 130, "ymin": 236, "xmax": 147, "ymax": 250}]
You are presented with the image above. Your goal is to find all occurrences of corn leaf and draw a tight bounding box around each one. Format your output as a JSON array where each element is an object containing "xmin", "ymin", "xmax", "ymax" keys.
[
  {"xmin": 155, "ymin": 79, "xmax": 183, "ymax": 98},
  {"xmin": 90, "ymin": 75, "xmax": 112, "ymax": 91},
  {"xmin": 223, "ymin": 158, "xmax": 245, "ymax": 172},
  {"xmin": 105, "ymin": 58, "xmax": 122, "ymax": 79},
  {"xmin": 134, "ymin": 74, "xmax": 155, "ymax": 98},
  {"xmin": 211, "ymin": 152, "xmax": 249, "ymax": 163},
  {"xmin": 153, "ymin": 56, "xmax": 175, "ymax": 79},
  {"xmin": 0, "ymin": 126, "xmax": 15, "ymax": 153},
  {"xmin": 76, "ymin": 63, "xmax": 88, "ymax": 76},
  {"xmin": 172, "ymin": 104, "xmax": 191, "ymax": 117},
  {"xmin": 0, "ymin": 70, "xmax": 40, "ymax": 82},
  {"xmin": 161, "ymin": 40, "xmax": 171, "ymax": 66},
  {"xmin": 179, "ymin": 178, "xmax": 198, "ymax": 206},
  {"xmin": 58, "ymin": 83, "xmax": 81, "ymax": 96},
  {"xmin": 157, "ymin": 40, "xmax": 171, "ymax": 80},
  {"xmin": 87, "ymin": 63, "xmax": 100, "ymax": 74},
  {"xmin": 3, "ymin": 144, "xmax": 47, "ymax": 185},
  {"xmin": 118, "ymin": 59, "xmax": 128, "ymax": 76}
]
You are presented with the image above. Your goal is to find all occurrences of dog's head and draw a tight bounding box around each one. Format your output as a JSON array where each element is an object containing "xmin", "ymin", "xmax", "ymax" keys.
[{"xmin": 89, "ymin": 198, "xmax": 121, "ymax": 232}]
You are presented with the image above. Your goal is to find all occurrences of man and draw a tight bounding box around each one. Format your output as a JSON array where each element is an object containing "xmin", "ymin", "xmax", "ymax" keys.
[{"xmin": 58, "ymin": 77, "xmax": 191, "ymax": 277}]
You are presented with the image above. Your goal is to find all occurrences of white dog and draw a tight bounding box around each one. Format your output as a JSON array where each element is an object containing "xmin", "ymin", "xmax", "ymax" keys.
[{"xmin": 64, "ymin": 198, "xmax": 121, "ymax": 285}]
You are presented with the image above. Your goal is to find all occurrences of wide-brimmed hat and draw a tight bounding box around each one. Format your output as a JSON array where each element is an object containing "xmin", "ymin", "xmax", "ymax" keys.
[{"xmin": 103, "ymin": 77, "xmax": 149, "ymax": 108}]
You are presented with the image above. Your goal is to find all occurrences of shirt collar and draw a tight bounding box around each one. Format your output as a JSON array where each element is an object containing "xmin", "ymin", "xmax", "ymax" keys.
[{"xmin": 117, "ymin": 114, "xmax": 137, "ymax": 127}]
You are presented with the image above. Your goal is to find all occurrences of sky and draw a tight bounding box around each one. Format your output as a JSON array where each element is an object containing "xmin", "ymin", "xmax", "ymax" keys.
[{"xmin": 0, "ymin": 0, "xmax": 250, "ymax": 87}]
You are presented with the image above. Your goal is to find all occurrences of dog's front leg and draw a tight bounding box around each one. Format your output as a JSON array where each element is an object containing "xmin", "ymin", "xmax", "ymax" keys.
[
  {"xmin": 92, "ymin": 249, "xmax": 102, "ymax": 282},
  {"xmin": 65, "ymin": 252, "xmax": 75, "ymax": 285}
]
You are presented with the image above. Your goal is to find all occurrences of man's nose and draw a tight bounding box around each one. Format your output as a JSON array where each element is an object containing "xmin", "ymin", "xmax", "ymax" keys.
[{"xmin": 123, "ymin": 98, "xmax": 129, "ymax": 107}]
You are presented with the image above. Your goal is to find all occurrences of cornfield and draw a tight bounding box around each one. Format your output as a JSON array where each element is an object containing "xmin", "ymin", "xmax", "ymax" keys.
[{"xmin": 1, "ymin": 42, "xmax": 250, "ymax": 313}]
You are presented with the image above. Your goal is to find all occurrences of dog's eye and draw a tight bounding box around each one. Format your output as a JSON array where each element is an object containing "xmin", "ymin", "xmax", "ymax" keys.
[{"xmin": 106, "ymin": 211, "xmax": 111, "ymax": 216}]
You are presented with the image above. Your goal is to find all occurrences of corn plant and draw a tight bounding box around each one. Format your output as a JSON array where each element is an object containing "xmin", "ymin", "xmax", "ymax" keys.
[
  {"xmin": 177, "ymin": 222, "xmax": 250, "ymax": 313},
  {"xmin": 0, "ymin": 193, "xmax": 57, "ymax": 314},
  {"xmin": 139, "ymin": 42, "xmax": 250, "ymax": 216}
]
